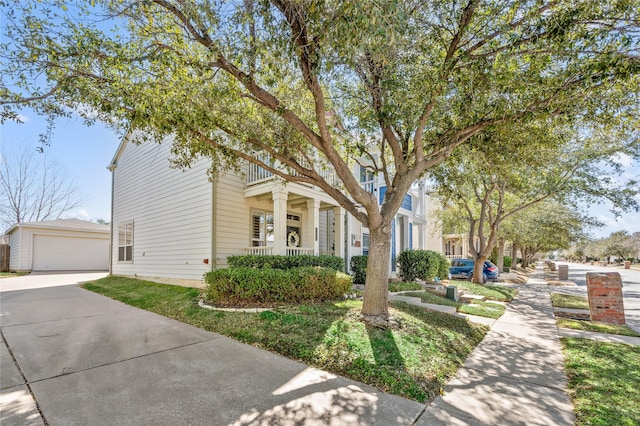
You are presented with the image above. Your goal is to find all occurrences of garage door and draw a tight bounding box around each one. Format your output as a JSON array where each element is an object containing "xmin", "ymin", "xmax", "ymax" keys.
[{"xmin": 32, "ymin": 235, "xmax": 109, "ymax": 271}]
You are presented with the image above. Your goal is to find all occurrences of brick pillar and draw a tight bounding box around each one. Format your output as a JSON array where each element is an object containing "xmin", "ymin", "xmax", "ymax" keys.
[
  {"xmin": 586, "ymin": 272, "xmax": 625, "ymax": 325},
  {"xmin": 558, "ymin": 265, "xmax": 568, "ymax": 280}
]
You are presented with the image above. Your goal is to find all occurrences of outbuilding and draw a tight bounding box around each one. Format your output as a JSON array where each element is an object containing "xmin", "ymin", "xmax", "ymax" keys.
[{"xmin": 6, "ymin": 219, "xmax": 110, "ymax": 272}]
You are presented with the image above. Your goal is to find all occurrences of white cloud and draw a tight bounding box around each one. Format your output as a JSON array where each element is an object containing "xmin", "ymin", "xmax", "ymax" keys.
[
  {"xmin": 16, "ymin": 113, "xmax": 30, "ymax": 123},
  {"xmin": 62, "ymin": 208, "xmax": 91, "ymax": 221},
  {"xmin": 613, "ymin": 153, "xmax": 633, "ymax": 168}
]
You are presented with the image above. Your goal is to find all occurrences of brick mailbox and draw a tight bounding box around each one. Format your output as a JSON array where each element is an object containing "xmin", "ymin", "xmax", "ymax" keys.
[
  {"xmin": 558, "ymin": 265, "xmax": 569, "ymax": 280},
  {"xmin": 586, "ymin": 272, "xmax": 625, "ymax": 325}
]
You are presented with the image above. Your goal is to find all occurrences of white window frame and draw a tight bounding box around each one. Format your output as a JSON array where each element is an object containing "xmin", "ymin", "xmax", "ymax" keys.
[
  {"xmin": 251, "ymin": 210, "xmax": 274, "ymax": 247},
  {"xmin": 118, "ymin": 221, "xmax": 134, "ymax": 263}
]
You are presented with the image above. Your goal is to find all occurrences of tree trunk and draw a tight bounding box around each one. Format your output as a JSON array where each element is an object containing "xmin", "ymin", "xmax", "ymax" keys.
[
  {"xmin": 511, "ymin": 242, "xmax": 518, "ymax": 268},
  {"xmin": 497, "ymin": 238, "xmax": 505, "ymax": 272},
  {"xmin": 361, "ymin": 224, "xmax": 391, "ymax": 323},
  {"xmin": 472, "ymin": 254, "xmax": 489, "ymax": 284}
]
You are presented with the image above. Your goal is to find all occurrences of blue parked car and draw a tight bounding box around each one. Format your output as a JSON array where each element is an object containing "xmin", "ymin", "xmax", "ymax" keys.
[{"xmin": 449, "ymin": 259, "xmax": 500, "ymax": 283}]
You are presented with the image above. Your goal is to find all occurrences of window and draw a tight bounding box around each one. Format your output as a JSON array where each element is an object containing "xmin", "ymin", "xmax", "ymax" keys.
[
  {"xmin": 362, "ymin": 232, "xmax": 369, "ymax": 256},
  {"xmin": 359, "ymin": 165, "xmax": 375, "ymax": 193},
  {"xmin": 251, "ymin": 211, "xmax": 274, "ymax": 246},
  {"xmin": 118, "ymin": 221, "xmax": 133, "ymax": 262}
]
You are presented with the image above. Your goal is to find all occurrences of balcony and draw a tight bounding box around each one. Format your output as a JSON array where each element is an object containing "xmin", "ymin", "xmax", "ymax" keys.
[{"xmin": 246, "ymin": 153, "xmax": 340, "ymax": 188}]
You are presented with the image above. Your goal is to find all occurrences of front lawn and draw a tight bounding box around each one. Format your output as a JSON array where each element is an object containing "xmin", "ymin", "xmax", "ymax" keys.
[
  {"xmin": 83, "ymin": 276, "xmax": 487, "ymax": 403},
  {"xmin": 551, "ymin": 293, "xmax": 589, "ymax": 310},
  {"xmin": 562, "ymin": 338, "xmax": 640, "ymax": 425},
  {"xmin": 448, "ymin": 280, "xmax": 517, "ymax": 302},
  {"xmin": 404, "ymin": 291, "xmax": 506, "ymax": 319},
  {"xmin": 557, "ymin": 318, "xmax": 640, "ymax": 338}
]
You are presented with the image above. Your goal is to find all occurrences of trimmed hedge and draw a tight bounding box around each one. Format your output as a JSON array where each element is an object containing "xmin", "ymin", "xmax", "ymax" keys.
[
  {"xmin": 350, "ymin": 255, "xmax": 368, "ymax": 284},
  {"xmin": 227, "ymin": 254, "xmax": 344, "ymax": 271},
  {"xmin": 397, "ymin": 250, "xmax": 450, "ymax": 282},
  {"xmin": 204, "ymin": 267, "xmax": 352, "ymax": 305}
]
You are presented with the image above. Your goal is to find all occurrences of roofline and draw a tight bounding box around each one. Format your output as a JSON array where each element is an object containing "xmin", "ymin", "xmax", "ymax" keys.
[
  {"xmin": 108, "ymin": 129, "xmax": 134, "ymax": 172},
  {"xmin": 6, "ymin": 222, "xmax": 109, "ymax": 235},
  {"xmin": 5, "ymin": 223, "xmax": 21, "ymax": 235}
]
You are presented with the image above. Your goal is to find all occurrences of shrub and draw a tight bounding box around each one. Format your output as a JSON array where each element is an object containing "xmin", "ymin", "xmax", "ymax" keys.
[
  {"xmin": 397, "ymin": 250, "xmax": 450, "ymax": 282},
  {"xmin": 204, "ymin": 267, "xmax": 352, "ymax": 305},
  {"xmin": 350, "ymin": 255, "xmax": 368, "ymax": 284},
  {"xmin": 503, "ymin": 256, "xmax": 512, "ymax": 268},
  {"xmin": 226, "ymin": 254, "xmax": 344, "ymax": 271}
]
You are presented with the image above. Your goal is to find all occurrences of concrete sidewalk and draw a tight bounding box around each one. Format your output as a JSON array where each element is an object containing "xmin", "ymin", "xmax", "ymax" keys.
[{"xmin": 417, "ymin": 266, "xmax": 576, "ymax": 425}]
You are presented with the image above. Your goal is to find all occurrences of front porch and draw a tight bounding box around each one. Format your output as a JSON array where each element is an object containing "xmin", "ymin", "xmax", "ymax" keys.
[
  {"xmin": 243, "ymin": 178, "xmax": 345, "ymax": 258},
  {"xmin": 443, "ymin": 234, "xmax": 477, "ymax": 260}
]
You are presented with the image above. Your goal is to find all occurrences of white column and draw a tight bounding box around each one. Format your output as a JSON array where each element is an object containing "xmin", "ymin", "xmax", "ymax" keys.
[
  {"xmin": 307, "ymin": 199, "xmax": 320, "ymax": 255},
  {"xmin": 333, "ymin": 206, "xmax": 345, "ymax": 261},
  {"xmin": 272, "ymin": 184, "xmax": 288, "ymax": 255}
]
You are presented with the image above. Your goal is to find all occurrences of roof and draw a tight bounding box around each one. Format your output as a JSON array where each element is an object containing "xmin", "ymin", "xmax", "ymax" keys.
[{"xmin": 5, "ymin": 219, "xmax": 110, "ymax": 235}]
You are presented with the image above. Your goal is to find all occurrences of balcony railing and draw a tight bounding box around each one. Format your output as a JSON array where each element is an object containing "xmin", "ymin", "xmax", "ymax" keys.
[
  {"xmin": 445, "ymin": 254, "xmax": 465, "ymax": 260},
  {"xmin": 246, "ymin": 153, "xmax": 339, "ymax": 188}
]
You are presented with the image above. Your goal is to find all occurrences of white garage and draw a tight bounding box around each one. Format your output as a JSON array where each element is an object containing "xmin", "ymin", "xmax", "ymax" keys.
[{"xmin": 7, "ymin": 219, "xmax": 110, "ymax": 272}]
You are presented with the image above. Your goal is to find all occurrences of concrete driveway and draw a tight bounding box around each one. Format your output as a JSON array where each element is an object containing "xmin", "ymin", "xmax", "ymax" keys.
[
  {"xmin": 0, "ymin": 276, "xmax": 422, "ymax": 425},
  {"xmin": 0, "ymin": 272, "xmax": 108, "ymax": 293}
]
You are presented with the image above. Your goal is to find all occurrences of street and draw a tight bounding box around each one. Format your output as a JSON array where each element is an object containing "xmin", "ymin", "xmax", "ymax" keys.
[{"xmin": 551, "ymin": 262, "xmax": 640, "ymax": 332}]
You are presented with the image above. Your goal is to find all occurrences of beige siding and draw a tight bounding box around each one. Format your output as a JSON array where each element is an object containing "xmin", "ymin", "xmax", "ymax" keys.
[
  {"xmin": 213, "ymin": 172, "xmax": 250, "ymax": 268},
  {"xmin": 111, "ymin": 136, "xmax": 212, "ymax": 283},
  {"xmin": 8, "ymin": 229, "xmax": 26, "ymax": 271}
]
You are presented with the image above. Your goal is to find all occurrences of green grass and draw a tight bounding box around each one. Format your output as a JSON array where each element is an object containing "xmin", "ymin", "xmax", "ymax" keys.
[
  {"xmin": 449, "ymin": 280, "xmax": 517, "ymax": 302},
  {"xmin": 457, "ymin": 301, "xmax": 505, "ymax": 319},
  {"xmin": 0, "ymin": 271, "xmax": 30, "ymax": 278},
  {"xmin": 562, "ymin": 338, "xmax": 640, "ymax": 425},
  {"xmin": 557, "ymin": 318, "xmax": 640, "ymax": 338},
  {"xmin": 388, "ymin": 281, "xmax": 423, "ymax": 292},
  {"xmin": 403, "ymin": 291, "xmax": 506, "ymax": 319},
  {"xmin": 83, "ymin": 276, "xmax": 488, "ymax": 403},
  {"xmin": 551, "ymin": 293, "xmax": 589, "ymax": 310}
]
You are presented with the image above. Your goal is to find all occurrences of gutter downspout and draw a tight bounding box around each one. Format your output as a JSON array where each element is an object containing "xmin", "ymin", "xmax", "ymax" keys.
[
  {"xmin": 107, "ymin": 163, "xmax": 116, "ymax": 276},
  {"xmin": 211, "ymin": 177, "xmax": 217, "ymax": 271}
]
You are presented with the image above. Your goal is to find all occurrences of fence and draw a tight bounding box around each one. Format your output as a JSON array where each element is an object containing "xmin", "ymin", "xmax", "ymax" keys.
[{"xmin": 0, "ymin": 244, "xmax": 9, "ymax": 272}]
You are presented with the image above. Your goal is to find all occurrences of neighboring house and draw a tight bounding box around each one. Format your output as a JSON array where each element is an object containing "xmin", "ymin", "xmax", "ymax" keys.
[
  {"xmin": 108, "ymin": 133, "xmax": 442, "ymax": 287},
  {"xmin": 442, "ymin": 233, "xmax": 478, "ymax": 260},
  {"xmin": 6, "ymin": 219, "xmax": 110, "ymax": 272}
]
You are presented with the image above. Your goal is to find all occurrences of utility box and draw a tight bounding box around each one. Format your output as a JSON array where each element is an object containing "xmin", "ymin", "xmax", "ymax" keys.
[
  {"xmin": 446, "ymin": 286, "xmax": 458, "ymax": 302},
  {"xmin": 586, "ymin": 272, "xmax": 625, "ymax": 325},
  {"xmin": 558, "ymin": 265, "xmax": 569, "ymax": 280}
]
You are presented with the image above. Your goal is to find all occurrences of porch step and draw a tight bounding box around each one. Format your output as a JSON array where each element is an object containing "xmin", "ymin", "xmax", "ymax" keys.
[{"xmin": 458, "ymin": 294, "xmax": 487, "ymax": 303}]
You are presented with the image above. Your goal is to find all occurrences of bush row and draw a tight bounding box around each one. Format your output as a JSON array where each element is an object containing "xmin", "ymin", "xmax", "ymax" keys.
[
  {"xmin": 397, "ymin": 250, "xmax": 450, "ymax": 282},
  {"xmin": 350, "ymin": 255, "xmax": 368, "ymax": 284},
  {"xmin": 227, "ymin": 254, "xmax": 344, "ymax": 271},
  {"xmin": 204, "ymin": 267, "xmax": 352, "ymax": 305}
]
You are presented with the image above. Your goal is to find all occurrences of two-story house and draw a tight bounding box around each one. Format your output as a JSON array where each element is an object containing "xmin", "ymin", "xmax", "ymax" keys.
[{"xmin": 108, "ymin": 132, "xmax": 442, "ymax": 287}]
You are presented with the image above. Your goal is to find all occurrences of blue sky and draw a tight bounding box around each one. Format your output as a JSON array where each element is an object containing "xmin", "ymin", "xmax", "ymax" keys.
[
  {"xmin": 1, "ymin": 109, "xmax": 120, "ymax": 224},
  {"xmin": 1, "ymin": 109, "xmax": 638, "ymax": 238}
]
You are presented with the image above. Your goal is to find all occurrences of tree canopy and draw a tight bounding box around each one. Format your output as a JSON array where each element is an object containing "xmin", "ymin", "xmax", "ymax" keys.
[
  {"xmin": 431, "ymin": 118, "xmax": 638, "ymax": 281},
  {"xmin": 2, "ymin": 0, "xmax": 639, "ymax": 321}
]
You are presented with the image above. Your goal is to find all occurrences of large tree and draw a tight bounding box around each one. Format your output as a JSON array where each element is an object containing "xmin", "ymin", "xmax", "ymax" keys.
[
  {"xmin": 0, "ymin": 146, "xmax": 84, "ymax": 231},
  {"xmin": 431, "ymin": 121, "xmax": 639, "ymax": 283},
  {"xmin": 1, "ymin": 1, "xmax": 639, "ymax": 323}
]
